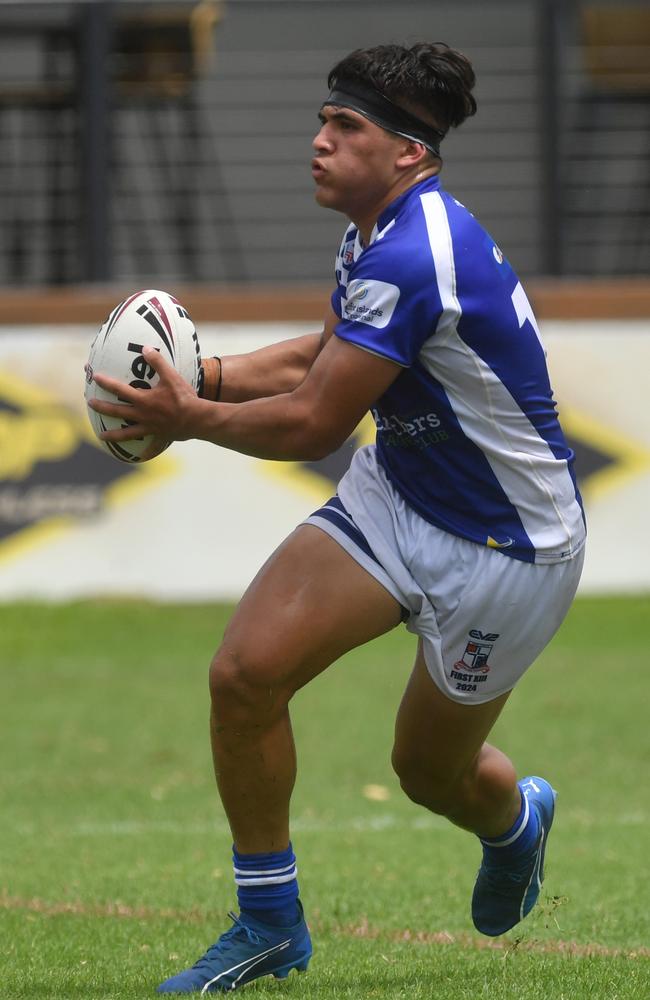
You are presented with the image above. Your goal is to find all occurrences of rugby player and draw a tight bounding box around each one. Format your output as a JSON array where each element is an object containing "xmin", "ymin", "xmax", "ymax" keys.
[{"xmin": 89, "ymin": 42, "xmax": 586, "ymax": 994}]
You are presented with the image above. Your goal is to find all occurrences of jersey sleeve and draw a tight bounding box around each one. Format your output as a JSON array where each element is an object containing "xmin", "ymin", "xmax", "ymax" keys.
[
  {"xmin": 332, "ymin": 230, "xmax": 444, "ymax": 367},
  {"xmin": 331, "ymin": 224, "xmax": 355, "ymax": 321},
  {"xmin": 331, "ymin": 283, "xmax": 344, "ymax": 320}
]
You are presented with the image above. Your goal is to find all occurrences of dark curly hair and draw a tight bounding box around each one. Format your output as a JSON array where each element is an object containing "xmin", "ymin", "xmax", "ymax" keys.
[{"xmin": 327, "ymin": 43, "xmax": 477, "ymax": 135}]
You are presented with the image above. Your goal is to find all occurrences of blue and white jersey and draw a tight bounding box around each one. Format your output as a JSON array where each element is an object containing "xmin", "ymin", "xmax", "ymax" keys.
[{"xmin": 331, "ymin": 175, "xmax": 585, "ymax": 565}]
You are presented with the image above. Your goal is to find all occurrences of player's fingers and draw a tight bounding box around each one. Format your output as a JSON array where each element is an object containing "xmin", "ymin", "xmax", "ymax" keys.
[
  {"xmin": 142, "ymin": 344, "xmax": 176, "ymax": 379},
  {"xmin": 87, "ymin": 396, "xmax": 137, "ymax": 419},
  {"xmin": 98, "ymin": 422, "xmax": 152, "ymax": 442},
  {"xmin": 90, "ymin": 372, "xmax": 143, "ymax": 401}
]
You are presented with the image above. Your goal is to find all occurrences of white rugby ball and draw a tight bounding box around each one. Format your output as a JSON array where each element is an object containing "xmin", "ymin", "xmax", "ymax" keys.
[{"xmin": 85, "ymin": 289, "xmax": 201, "ymax": 463}]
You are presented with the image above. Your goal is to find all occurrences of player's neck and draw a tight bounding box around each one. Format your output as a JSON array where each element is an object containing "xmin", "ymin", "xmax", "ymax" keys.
[{"xmin": 353, "ymin": 168, "xmax": 439, "ymax": 246}]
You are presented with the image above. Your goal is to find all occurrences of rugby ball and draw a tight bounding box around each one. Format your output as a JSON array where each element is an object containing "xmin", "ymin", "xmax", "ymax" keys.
[{"xmin": 85, "ymin": 289, "xmax": 201, "ymax": 463}]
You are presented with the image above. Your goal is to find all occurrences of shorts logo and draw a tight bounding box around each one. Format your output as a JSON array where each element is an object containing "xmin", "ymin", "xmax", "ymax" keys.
[{"xmin": 453, "ymin": 629, "xmax": 500, "ymax": 675}]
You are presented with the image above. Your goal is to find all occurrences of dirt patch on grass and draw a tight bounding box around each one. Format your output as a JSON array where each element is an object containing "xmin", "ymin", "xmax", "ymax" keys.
[{"xmin": 2, "ymin": 891, "xmax": 648, "ymax": 960}]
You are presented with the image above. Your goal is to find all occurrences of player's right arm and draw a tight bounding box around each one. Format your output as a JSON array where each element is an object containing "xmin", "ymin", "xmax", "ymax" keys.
[{"xmin": 205, "ymin": 310, "xmax": 337, "ymax": 403}]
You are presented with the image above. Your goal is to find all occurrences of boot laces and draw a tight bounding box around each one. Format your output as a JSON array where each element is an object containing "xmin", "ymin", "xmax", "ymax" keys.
[{"xmin": 193, "ymin": 913, "xmax": 268, "ymax": 970}]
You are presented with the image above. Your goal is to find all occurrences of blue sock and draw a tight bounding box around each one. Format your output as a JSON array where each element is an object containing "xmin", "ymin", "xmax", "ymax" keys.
[
  {"xmin": 479, "ymin": 789, "xmax": 540, "ymax": 860},
  {"xmin": 233, "ymin": 843, "xmax": 300, "ymax": 927}
]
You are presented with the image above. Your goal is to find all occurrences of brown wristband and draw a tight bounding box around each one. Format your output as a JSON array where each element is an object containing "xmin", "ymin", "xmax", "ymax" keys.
[{"xmin": 200, "ymin": 356, "xmax": 222, "ymax": 401}]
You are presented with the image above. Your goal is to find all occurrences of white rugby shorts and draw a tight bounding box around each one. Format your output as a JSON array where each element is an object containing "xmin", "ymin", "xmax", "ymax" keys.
[{"xmin": 304, "ymin": 445, "xmax": 585, "ymax": 705}]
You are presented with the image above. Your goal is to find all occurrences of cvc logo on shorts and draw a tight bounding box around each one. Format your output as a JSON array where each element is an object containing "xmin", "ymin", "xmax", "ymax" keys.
[
  {"xmin": 342, "ymin": 278, "xmax": 400, "ymax": 329},
  {"xmin": 450, "ymin": 629, "xmax": 500, "ymax": 693}
]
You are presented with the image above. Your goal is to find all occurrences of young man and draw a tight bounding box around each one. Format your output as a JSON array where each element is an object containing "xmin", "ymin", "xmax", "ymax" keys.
[{"xmin": 89, "ymin": 43, "xmax": 586, "ymax": 994}]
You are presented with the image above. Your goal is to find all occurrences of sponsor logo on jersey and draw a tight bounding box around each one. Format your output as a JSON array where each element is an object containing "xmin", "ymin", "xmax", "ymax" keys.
[
  {"xmin": 372, "ymin": 408, "xmax": 449, "ymax": 451},
  {"xmin": 342, "ymin": 278, "xmax": 400, "ymax": 329},
  {"xmin": 348, "ymin": 282, "xmax": 369, "ymax": 302},
  {"xmin": 486, "ymin": 534, "xmax": 514, "ymax": 549}
]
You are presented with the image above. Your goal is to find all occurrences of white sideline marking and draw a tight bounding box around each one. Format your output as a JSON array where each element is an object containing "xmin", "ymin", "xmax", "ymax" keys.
[{"xmin": 9, "ymin": 810, "xmax": 648, "ymax": 839}]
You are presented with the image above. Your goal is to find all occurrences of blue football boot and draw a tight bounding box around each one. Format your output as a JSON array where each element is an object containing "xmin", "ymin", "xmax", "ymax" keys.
[
  {"xmin": 157, "ymin": 903, "xmax": 312, "ymax": 993},
  {"xmin": 472, "ymin": 776, "xmax": 557, "ymax": 936}
]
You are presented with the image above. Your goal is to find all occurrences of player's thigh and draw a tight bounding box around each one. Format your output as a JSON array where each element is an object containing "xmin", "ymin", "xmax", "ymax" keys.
[
  {"xmin": 215, "ymin": 523, "xmax": 403, "ymax": 696},
  {"xmin": 393, "ymin": 641, "xmax": 510, "ymax": 788}
]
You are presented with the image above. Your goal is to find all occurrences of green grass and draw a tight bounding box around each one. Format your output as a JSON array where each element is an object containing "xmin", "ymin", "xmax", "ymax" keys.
[{"xmin": 1, "ymin": 596, "xmax": 649, "ymax": 999}]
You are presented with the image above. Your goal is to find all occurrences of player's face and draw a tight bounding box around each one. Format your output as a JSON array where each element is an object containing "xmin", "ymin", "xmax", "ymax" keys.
[{"xmin": 311, "ymin": 106, "xmax": 409, "ymax": 224}]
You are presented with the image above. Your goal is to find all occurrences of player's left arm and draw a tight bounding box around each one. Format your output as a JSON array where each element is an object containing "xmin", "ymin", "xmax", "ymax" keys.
[
  {"xmin": 210, "ymin": 307, "xmax": 338, "ymax": 403},
  {"xmin": 89, "ymin": 331, "xmax": 402, "ymax": 462},
  {"xmin": 211, "ymin": 332, "xmax": 320, "ymax": 403}
]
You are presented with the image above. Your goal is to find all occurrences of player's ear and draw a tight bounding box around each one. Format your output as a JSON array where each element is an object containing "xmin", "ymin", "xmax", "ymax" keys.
[{"xmin": 395, "ymin": 139, "xmax": 430, "ymax": 171}]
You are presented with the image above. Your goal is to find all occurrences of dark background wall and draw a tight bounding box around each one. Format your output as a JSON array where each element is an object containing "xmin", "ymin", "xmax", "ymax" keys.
[{"xmin": 0, "ymin": 0, "xmax": 647, "ymax": 286}]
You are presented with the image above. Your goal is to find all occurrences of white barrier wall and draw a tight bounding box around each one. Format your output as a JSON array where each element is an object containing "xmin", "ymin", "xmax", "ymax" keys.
[{"xmin": 0, "ymin": 321, "xmax": 648, "ymax": 600}]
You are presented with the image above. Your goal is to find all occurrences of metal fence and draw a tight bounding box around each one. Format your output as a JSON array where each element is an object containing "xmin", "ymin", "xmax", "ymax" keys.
[{"xmin": 0, "ymin": 0, "xmax": 647, "ymax": 286}]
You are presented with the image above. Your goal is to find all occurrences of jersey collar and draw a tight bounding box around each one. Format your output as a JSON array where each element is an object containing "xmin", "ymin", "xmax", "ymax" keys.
[{"xmin": 369, "ymin": 175, "xmax": 441, "ymax": 246}]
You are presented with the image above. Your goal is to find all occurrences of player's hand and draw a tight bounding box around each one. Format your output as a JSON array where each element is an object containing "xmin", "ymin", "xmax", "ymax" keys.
[{"xmin": 87, "ymin": 346, "xmax": 201, "ymax": 445}]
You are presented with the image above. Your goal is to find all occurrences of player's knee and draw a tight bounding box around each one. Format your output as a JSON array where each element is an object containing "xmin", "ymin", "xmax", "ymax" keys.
[
  {"xmin": 391, "ymin": 746, "xmax": 461, "ymax": 816},
  {"xmin": 209, "ymin": 646, "xmax": 260, "ymax": 711},
  {"xmin": 208, "ymin": 644, "xmax": 288, "ymax": 719}
]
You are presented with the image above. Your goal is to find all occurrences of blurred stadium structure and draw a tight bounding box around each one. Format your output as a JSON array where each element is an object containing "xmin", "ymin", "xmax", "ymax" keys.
[{"xmin": 0, "ymin": 0, "xmax": 647, "ymax": 288}]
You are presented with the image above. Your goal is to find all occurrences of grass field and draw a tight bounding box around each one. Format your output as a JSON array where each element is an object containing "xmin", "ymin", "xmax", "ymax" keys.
[{"xmin": 1, "ymin": 595, "xmax": 649, "ymax": 999}]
